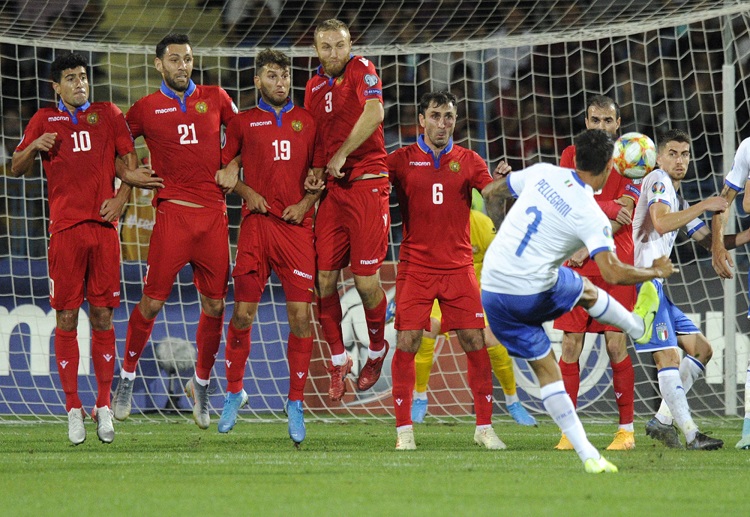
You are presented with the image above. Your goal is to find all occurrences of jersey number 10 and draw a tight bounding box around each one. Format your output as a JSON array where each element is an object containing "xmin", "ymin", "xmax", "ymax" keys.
[{"xmin": 71, "ymin": 131, "xmax": 91, "ymax": 152}]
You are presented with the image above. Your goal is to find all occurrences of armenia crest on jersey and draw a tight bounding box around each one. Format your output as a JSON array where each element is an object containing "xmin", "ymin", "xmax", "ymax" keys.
[
  {"xmin": 195, "ymin": 101, "xmax": 208, "ymax": 114},
  {"xmin": 449, "ymin": 160, "xmax": 461, "ymax": 172},
  {"xmin": 292, "ymin": 120, "xmax": 303, "ymax": 132},
  {"xmin": 86, "ymin": 112, "xmax": 99, "ymax": 125}
]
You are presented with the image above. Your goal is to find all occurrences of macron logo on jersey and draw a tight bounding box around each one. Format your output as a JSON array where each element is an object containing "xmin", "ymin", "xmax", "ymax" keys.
[
  {"xmin": 293, "ymin": 269, "xmax": 313, "ymax": 280},
  {"xmin": 250, "ymin": 120, "xmax": 273, "ymax": 128},
  {"xmin": 409, "ymin": 161, "xmax": 431, "ymax": 166},
  {"xmin": 154, "ymin": 107, "xmax": 178, "ymax": 114},
  {"xmin": 48, "ymin": 116, "xmax": 68, "ymax": 122},
  {"xmin": 311, "ymin": 82, "xmax": 326, "ymax": 94}
]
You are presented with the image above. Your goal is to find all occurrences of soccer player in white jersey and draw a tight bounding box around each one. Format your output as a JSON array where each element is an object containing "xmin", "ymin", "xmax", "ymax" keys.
[
  {"xmin": 633, "ymin": 129, "xmax": 747, "ymax": 450},
  {"xmin": 706, "ymin": 135, "xmax": 750, "ymax": 449},
  {"xmin": 481, "ymin": 129, "xmax": 674, "ymax": 473}
]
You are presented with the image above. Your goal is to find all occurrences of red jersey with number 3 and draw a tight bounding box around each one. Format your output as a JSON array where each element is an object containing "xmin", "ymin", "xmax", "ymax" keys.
[
  {"xmin": 560, "ymin": 144, "xmax": 640, "ymax": 273},
  {"xmin": 304, "ymin": 55, "xmax": 387, "ymax": 183},
  {"xmin": 126, "ymin": 81, "xmax": 237, "ymax": 210},
  {"xmin": 222, "ymin": 99, "xmax": 316, "ymax": 223},
  {"xmin": 15, "ymin": 100, "xmax": 134, "ymax": 234},
  {"xmin": 388, "ymin": 136, "xmax": 493, "ymax": 272}
]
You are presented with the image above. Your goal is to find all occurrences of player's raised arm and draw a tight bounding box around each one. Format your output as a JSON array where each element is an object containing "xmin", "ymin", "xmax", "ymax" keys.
[
  {"xmin": 594, "ymin": 251, "xmax": 674, "ymax": 285},
  {"xmin": 481, "ymin": 176, "xmax": 512, "ymax": 229},
  {"xmin": 711, "ymin": 185, "xmax": 739, "ymax": 278},
  {"xmin": 10, "ymin": 132, "xmax": 57, "ymax": 177},
  {"xmin": 326, "ymin": 99, "xmax": 384, "ymax": 178}
]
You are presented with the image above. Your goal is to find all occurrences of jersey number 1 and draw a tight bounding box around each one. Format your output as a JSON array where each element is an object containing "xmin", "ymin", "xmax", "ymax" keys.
[{"xmin": 515, "ymin": 206, "xmax": 542, "ymax": 257}]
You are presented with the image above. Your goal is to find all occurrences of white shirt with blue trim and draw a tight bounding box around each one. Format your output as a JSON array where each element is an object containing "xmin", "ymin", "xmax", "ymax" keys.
[
  {"xmin": 725, "ymin": 137, "xmax": 750, "ymax": 192},
  {"xmin": 482, "ymin": 163, "xmax": 615, "ymax": 294}
]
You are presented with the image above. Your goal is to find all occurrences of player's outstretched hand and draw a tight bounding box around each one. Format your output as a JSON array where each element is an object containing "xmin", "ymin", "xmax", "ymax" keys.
[
  {"xmin": 325, "ymin": 155, "xmax": 346, "ymax": 179},
  {"xmin": 215, "ymin": 165, "xmax": 239, "ymax": 195},
  {"xmin": 32, "ymin": 132, "xmax": 58, "ymax": 152},
  {"xmin": 121, "ymin": 166, "xmax": 164, "ymax": 190},
  {"xmin": 711, "ymin": 245, "xmax": 734, "ymax": 279},
  {"xmin": 651, "ymin": 255, "xmax": 676, "ymax": 279},
  {"xmin": 613, "ymin": 202, "xmax": 633, "ymax": 226},
  {"xmin": 493, "ymin": 160, "xmax": 512, "ymax": 179},
  {"xmin": 99, "ymin": 196, "xmax": 126, "ymax": 222},
  {"xmin": 703, "ymin": 196, "xmax": 729, "ymax": 213}
]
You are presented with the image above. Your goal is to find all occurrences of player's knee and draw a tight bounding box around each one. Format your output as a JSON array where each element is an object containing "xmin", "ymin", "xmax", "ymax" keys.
[
  {"xmin": 88, "ymin": 306, "xmax": 114, "ymax": 331},
  {"xmin": 288, "ymin": 313, "xmax": 311, "ymax": 338},
  {"xmin": 693, "ymin": 335, "xmax": 713, "ymax": 364},
  {"xmin": 397, "ymin": 330, "xmax": 422, "ymax": 353},
  {"xmin": 457, "ymin": 329, "xmax": 484, "ymax": 352},
  {"xmin": 201, "ymin": 296, "xmax": 225, "ymax": 318},
  {"xmin": 560, "ymin": 333, "xmax": 584, "ymax": 361},
  {"xmin": 139, "ymin": 296, "xmax": 165, "ymax": 319},
  {"xmin": 55, "ymin": 309, "xmax": 79, "ymax": 332}
]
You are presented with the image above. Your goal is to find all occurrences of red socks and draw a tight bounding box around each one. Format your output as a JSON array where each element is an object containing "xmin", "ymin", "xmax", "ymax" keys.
[
  {"xmin": 363, "ymin": 291, "xmax": 387, "ymax": 352},
  {"xmin": 466, "ymin": 348, "xmax": 493, "ymax": 426},
  {"xmin": 195, "ymin": 312, "xmax": 223, "ymax": 381},
  {"xmin": 122, "ymin": 306, "xmax": 156, "ymax": 374},
  {"xmin": 391, "ymin": 349, "xmax": 416, "ymax": 427},
  {"xmin": 54, "ymin": 328, "xmax": 81, "ymax": 411},
  {"xmin": 559, "ymin": 359, "xmax": 580, "ymax": 408},
  {"xmin": 224, "ymin": 321, "xmax": 251, "ymax": 393},
  {"xmin": 91, "ymin": 328, "xmax": 115, "ymax": 408},
  {"xmin": 612, "ymin": 355, "xmax": 635, "ymax": 425},
  {"xmin": 317, "ymin": 293, "xmax": 345, "ymax": 356},
  {"xmin": 287, "ymin": 334, "xmax": 313, "ymax": 401}
]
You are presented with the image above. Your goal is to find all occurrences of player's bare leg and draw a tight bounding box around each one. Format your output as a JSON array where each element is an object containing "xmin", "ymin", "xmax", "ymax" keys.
[
  {"xmin": 531, "ymin": 352, "xmax": 617, "ymax": 473},
  {"xmin": 316, "ymin": 269, "xmax": 352, "ymax": 401},
  {"xmin": 354, "ymin": 272, "xmax": 389, "ymax": 391},
  {"xmin": 286, "ymin": 301, "xmax": 313, "ymax": 446}
]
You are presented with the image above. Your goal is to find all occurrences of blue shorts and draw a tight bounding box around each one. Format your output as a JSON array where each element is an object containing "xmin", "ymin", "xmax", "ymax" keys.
[
  {"xmin": 634, "ymin": 280, "xmax": 700, "ymax": 353},
  {"xmin": 482, "ymin": 267, "xmax": 583, "ymax": 360}
]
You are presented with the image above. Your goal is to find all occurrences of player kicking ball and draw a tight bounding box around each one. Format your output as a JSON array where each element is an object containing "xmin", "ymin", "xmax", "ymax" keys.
[{"xmin": 481, "ymin": 129, "xmax": 675, "ymax": 473}]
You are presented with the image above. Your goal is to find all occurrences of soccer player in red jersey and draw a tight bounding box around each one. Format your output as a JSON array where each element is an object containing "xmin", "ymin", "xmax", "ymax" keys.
[
  {"xmin": 11, "ymin": 52, "xmax": 161, "ymax": 445},
  {"xmin": 304, "ymin": 19, "xmax": 390, "ymax": 401},
  {"xmin": 552, "ymin": 95, "xmax": 641, "ymax": 451},
  {"xmin": 213, "ymin": 49, "xmax": 319, "ymax": 445},
  {"xmin": 111, "ymin": 34, "xmax": 238, "ymax": 429},
  {"xmin": 386, "ymin": 91, "xmax": 504, "ymax": 450}
]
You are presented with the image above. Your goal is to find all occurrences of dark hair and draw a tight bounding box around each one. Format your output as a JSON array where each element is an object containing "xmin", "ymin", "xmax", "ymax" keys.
[
  {"xmin": 586, "ymin": 94, "xmax": 620, "ymax": 120},
  {"xmin": 574, "ymin": 129, "xmax": 614, "ymax": 176},
  {"xmin": 256, "ymin": 48, "xmax": 291, "ymax": 73},
  {"xmin": 418, "ymin": 91, "xmax": 458, "ymax": 116},
  {"xmin": 658, "ymin": 128, "xmax": 690, "ymax": 151},
  {"xmin": 51, "ymin": 52, "xmax": 88, "ymax": 83},
  {"xmin": 156, "ymin": 33, "xmax": 191, "ymax": 59}
]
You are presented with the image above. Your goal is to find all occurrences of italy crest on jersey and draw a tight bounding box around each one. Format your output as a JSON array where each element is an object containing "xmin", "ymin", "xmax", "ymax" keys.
[
  {"xmin": 86, "ymin": 112, "xmax": 99, "ymax": 125},
  {"xmin": 292, "ymin": 120, "xmax": 303, "ymax": 132},
  {"xmin": 195, "ymin": 101, "xmax": 208, "ymax": 114},
  {"xmin": 656, "ymin": 322, "xmax": 669, "ymax": 341},
  {"xmin": 449, "ymin": 160, "xmax": 461, "ymax": 172}
]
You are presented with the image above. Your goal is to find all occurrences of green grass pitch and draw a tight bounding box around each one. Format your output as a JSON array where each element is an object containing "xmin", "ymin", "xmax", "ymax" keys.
[{"xmin": 1, "ymin": 416, "xmax": 748, "ymax": 516}]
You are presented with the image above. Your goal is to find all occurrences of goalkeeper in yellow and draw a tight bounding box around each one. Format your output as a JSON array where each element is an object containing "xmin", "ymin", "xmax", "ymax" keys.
[{"xmin": 411, "ymin": 193, "xmax": 537, "ymax": 426}]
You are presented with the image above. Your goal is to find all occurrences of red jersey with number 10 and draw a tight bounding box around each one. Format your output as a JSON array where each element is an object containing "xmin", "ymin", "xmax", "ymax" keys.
[
  {"xmin": 15, "ymin": 100, "xmax": 134, "ymax": 234},
  {"xmin": 388, "ymin": 137, "xmax": 493, "ymax": 272},
  {"xmin": 304, "ymin": 55, "xmax": 387, "ymax": 183},
  {"xmin": 126, "ymin": 81, "xmax": 237, "ymax": 210},
  {"xmin": 222, "ymin": 99, "xmax": 316, "ymax": 224},
  {"xmin": 560, "ymin": 144, "xmax": 640, "ymax": 273}
]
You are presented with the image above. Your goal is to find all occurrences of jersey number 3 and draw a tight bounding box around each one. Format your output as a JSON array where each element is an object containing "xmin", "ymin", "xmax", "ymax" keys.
[{"xmin": 515, "ymin": 206, "xmax": 542, "ymax": 257}]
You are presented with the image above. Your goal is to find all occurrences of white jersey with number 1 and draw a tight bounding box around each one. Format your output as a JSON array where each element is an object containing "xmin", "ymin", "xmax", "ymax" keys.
[{"xmin": 481, "ymin": 163, "xmax": 615, "ymax": 295}]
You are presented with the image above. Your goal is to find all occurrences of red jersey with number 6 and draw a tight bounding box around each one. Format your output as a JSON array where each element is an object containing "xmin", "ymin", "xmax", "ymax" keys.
[
  {"xmin": 126, "ymin": 81, "xmax": 237, "ymax": 211},
  {"xmin": 15, "ymin": 100, "xmax": 134, "ymax": 234}
]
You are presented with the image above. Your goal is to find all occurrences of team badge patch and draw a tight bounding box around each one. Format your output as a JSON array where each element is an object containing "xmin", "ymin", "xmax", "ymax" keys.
[
  {"xmin": 86, "ymin": 112, "xmax": 99, "ymax": 125},
  {"xmin": 195, "ymin": 101, "xmax": 208, "ymax": 114},
  {"xmin": 449, "ymin": 161, "xmax": 460, "ymax": 172},
  {"xmin": 656, "ymin": 322, "xmax": 669, "ymax": 341},
  {"xmin": 364, "ymin": 74, "xmax": 378, "ymax": 87},
  {"xmin": 292, "ymin": 120, "xmax": 303, "ymax": 132},
  {"xmin": 651, "ymin": 181, "xmax": 666, "ymax": 195}
]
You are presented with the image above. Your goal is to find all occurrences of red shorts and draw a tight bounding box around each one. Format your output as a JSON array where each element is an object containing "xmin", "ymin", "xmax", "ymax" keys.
[
  {"xmin": 144, "ymin": 201, "xmax": 230, "ymax": 301},
  {"xmin": 48, "ymin": 221, "xmax": 120, "ymax": 310},
  {"xmin": 233, "ymin": 214, "xmax": 315, "ymax": 303},
  {"xmin": 314, "ymin": 178, "xmax": 389, "ymax": 276},
  {"xmin": 395, "ymin": 266, "xmax": 485, "ymax": 332},
  {"xmin": 553, "ymin": 274, "xmax": 636, "ymax": 333}
]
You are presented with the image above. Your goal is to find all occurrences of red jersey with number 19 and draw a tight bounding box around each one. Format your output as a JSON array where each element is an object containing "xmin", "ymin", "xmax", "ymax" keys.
[
  {"xmin": 388, "ymin": 136, "xmax": 493, "ymax": 272},
  {"xmin": 304, "ymin": 55, "xmax": 387, "ymax": 183},
  {"xmin": 222, "ymin": 99, "xmax": 316, "ymax": 223},
  {"xmin": 126, "ymin": 81, "xmax": 237, "ymax": 210},
  {"xmin": 15, "ymin": 100, "xmax": 134, "ymax": 234}
]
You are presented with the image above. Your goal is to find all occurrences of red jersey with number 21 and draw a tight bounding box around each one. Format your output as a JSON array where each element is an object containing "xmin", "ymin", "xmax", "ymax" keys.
[{"xmin": 126, "ymin": 81, "xmax": 237, "ymax": 211}]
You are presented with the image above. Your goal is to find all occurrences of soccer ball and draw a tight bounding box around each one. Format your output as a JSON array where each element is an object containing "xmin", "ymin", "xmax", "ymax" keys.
[{"xmin": 612, "ymin": 132, "xmax": 657, "ymax": 179}]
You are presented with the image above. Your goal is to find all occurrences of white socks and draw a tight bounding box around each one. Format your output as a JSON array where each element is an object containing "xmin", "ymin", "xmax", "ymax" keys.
[
  {"xmin": 655, "ymin": 355, "xmax": 704, "ymax": 425},
  {"xmin": 585, "ymin": 288, "xmax": 643, "ymax": 340},
  {"xmin": 541, "ymin": 381, "xmax": 599, "ymax": 462},
  {"xmin": 658, "ymin": 367, "xmax": 698, "ymax": 443}
]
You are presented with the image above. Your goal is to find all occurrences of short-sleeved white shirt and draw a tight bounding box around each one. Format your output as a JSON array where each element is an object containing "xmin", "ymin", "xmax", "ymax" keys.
[
  {"xmin": 725, "ymin": 137, "xmax": 750, "ymax": 192},
  {"xmin": 633, "ymin": 169, "xmax": 705, "ymax": 274},
  {"xmin": 481, "ymin": 163, "xmax": 615, "ymax": 294}
]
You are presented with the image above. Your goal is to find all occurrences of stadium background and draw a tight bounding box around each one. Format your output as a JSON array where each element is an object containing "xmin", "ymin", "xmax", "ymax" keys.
[{"xmin": 1, "ymin": 0, "xmax": 750, "ymax": 422}]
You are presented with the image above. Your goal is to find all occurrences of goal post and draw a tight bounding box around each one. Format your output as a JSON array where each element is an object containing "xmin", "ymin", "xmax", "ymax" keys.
[{"xmin": 1, "ymin": 1, "xmax": 750, "ymax": 423}]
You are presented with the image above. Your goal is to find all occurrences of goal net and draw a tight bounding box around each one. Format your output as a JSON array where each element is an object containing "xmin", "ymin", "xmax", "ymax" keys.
[{"xmin": 1, "ymin": 0, "xmax": 750, "ymax": 424}]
